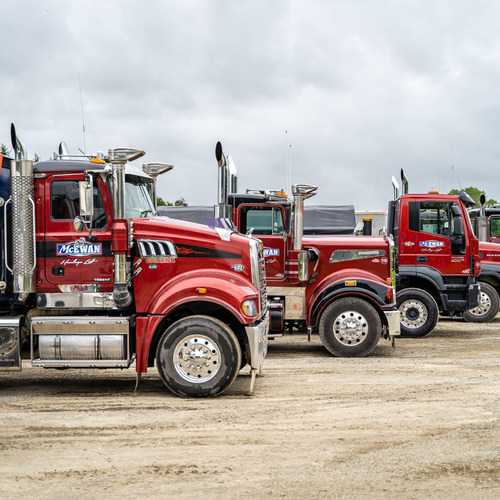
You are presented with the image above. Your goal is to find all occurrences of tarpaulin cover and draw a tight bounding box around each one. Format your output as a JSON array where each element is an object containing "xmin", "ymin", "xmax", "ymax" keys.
[
  {"xmin": 159, "ymin": 204, "xmax": 356, "ymax": 234},
  {"xmin": 157, "ymin": 206, "xmax": 214, "ymax": 224},
  {"xmin": 303, "ymin": 205, "xmax": 356, "ymax": 234}
]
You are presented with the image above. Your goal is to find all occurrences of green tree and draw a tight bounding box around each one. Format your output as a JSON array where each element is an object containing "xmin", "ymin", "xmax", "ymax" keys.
[
  {"xmin": 157, "ymin": 196, "xmax": 188, "ymax": 206},
  {"xmin": 0, "ymin": 144, "xmax": 11, "ymax": 156},
  {"xmin": 448, "ymin": 187, "xmax": 497, "ymax": 208}
]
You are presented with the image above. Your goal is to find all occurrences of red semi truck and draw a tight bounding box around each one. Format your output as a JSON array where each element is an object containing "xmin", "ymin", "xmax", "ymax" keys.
[
  {"xmin": 205, "ymin": 142, "xmax": 401, "ymax": 358},
  {"xmin": 0, "ymin": 125, "xmax": 268, "ymax": 397},
  {"xmin": 461, "ymin": 204, "xmax": 500, "ymax": 322},
  {"xmin": 383, "ymin": 172, "xmax": 482, "ymax": 335}
]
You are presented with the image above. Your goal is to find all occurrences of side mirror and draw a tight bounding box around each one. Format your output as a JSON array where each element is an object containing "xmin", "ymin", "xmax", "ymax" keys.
[
  {"xmin": 453, "ymin": 217, "xmax": 464, "ymax": 237},
  {"xmin": 73, "ymin": 216, "xmax": 85, "ymax": 233},
  {"xmin": 79, "ymin": 175, "xmax": 94, "ymax": 224}
]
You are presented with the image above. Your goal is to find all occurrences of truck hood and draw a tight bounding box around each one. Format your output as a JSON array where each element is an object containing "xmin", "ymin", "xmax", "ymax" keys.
[{"xmin": 130, "ymin": 215, "xmax": 249, "ymax": 254}]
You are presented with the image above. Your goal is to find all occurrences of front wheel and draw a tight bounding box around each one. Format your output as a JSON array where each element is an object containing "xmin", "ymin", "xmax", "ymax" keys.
[
  {"xmin": 397, "ymin": 288, "xmax": 438, "ymax": 338},
  {"xmin": 156, "ymin": 315, "xmax": 242, "ymax": 398},
  {"xmin": 318, "ymin": 297, "xmax": 381, "ymax": 357},
  {"xmin": 463, "ymin": 282, "xmax": 500, "ymax": 323}
]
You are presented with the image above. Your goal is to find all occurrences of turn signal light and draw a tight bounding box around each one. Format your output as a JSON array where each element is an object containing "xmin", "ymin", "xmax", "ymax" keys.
[
  {"xmin": 241, "ymin": 299, "xmax": 257, "ymax": 317},
  {"xmin": 196, "ymin": 288, "xmax": 207, "ymax": 294},
  {"xmin": 345, "ymin": 281, "xmax": 356, "ymax": 286}
]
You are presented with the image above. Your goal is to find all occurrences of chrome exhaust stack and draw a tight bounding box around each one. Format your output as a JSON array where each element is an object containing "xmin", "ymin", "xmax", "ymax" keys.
[
  {"xmin": 478, "ymin": 193, "xmax": 487, "ymax": 242},
  {"xmin": 215, "ymin": 141, "xmax": 237, "ymax": 219},
  {"xmin": 108, "ymin": 148, "xmax": 145, "ymax": 308},
  {"xmin": 7, "ymin": 124, "xmax": 35, "ymax": 299},
  {"xmin": 401, "ymin": 169, "xmax": 409, "ymax": 195},
  {"xmin": 392, "ymin": 176, "xmax": 400, "ymax": 200}
]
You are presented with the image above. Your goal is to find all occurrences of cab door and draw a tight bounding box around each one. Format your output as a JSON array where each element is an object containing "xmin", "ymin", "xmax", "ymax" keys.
[
  {"xmin": 43, "ymin": 174, "xmax": 114, "ymax": 290},
  {"xmin": 238, "ymin": 204, "xmax": 287, "ymax": 282},
  {"xmin": 412, "ymin": 200, "xmax": 470, "ymax": 276}
]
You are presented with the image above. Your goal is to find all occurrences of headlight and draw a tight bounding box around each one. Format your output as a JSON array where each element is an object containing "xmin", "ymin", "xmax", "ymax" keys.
[{"xmin": 241, "ymin": 299, "xmax": 258, "ymax": 317}]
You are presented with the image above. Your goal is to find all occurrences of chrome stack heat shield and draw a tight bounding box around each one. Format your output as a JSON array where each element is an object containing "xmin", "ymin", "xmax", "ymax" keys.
[{"xmin": 8, "ymin": 124, "xmax": 35, "ymax": 296}]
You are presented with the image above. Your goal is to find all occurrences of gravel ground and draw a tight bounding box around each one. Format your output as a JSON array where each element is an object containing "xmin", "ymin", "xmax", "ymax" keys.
[{"xmin": 1, "ymin": 316, "xmax": 499, "ymax": 499}]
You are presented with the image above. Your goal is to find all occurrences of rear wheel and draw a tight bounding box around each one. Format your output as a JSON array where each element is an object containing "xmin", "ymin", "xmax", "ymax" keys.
[
  {"xmin": 156, "ymin": 315, "xmax": 242, "ymax": 398},
  {"xmin": 397, "ymin": 288, "xmax": 438, "ymax": 338},
  {"xmin": 319, "ymin": 297, "xmax": 381, "ymax": 357},
  {"xmin": 463, "ymin": 282, "xmax": 499, "ymax": 323}
]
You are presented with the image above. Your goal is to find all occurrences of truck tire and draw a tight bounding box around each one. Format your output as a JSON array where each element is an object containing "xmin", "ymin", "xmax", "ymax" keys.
[
  {"xmin": 318, "ymin": 297, "xmax": 381, "ymax": 357},
  {"xmin": 397, "ymin": 288, "xmax": 438, "ymax": 338},
  {"xmin": 156, "ymin": 315, "xmax": 242, "ymax": 398},
  {"xmin": 463, "ymin": 282, "xmax": 499, "ymax": 323}
]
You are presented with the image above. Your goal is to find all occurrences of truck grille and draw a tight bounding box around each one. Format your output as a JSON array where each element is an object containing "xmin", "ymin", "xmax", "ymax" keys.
[{"xmin": 258, "ymin": 246, "xmax": 268, "ymax": 310}]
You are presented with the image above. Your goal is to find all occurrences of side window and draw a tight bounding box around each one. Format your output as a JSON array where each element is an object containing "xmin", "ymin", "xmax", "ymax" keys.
[
  {"xmin": 419, "ymin": 202, "xmax": 450, "ymax": 236},
  {"xmin": 50, "ymin": 179, "xmax": 108, "ymax": 230},
  {"xmin": 242, "ymin": 207, "xmax": 284, "ymax": 235},
  {"xmin": 489, "ymin": 217, "xmax": 500, "ymax": 237},
  {"xmin": 51, "ymin": 180, "xmax": 80, "ymax": 220}
]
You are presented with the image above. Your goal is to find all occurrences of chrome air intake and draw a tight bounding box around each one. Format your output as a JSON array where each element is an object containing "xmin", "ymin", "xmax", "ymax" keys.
[
  {"xmin": 291, "ymin": 184, "xmax": 317, "ymax": 251},
  {"xmin": 8, "ymin": 124, "xmax": 35, "ymax": 296}
]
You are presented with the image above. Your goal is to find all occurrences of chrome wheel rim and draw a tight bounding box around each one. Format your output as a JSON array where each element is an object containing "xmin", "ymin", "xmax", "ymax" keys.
[
  {"xmin": 173, "ymin": 335, "xmax": 221, "ymax": 383},
  {"xmin": 333, "ymin": 310, "xmax": 369, "ymax": 345},
  {"xmin": 400, "ymin": 299, "xmax": 428, "ymax": 329},
  {"xmin": 468, "ymin": 290, "xmax": 492, "ymax": 317}
]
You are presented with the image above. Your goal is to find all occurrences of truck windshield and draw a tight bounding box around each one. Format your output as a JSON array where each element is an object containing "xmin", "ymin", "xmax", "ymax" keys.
[
  {"xmin": 125, "ymin": 176, "xmax": 156, "ymax": 218},
  {"xmin": 107, "ymin": 175, "xmax": 156, "ymax": 218}
]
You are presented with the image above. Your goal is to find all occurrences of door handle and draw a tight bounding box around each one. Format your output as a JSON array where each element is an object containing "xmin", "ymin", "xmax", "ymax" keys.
[{"xmin": 417, "ymin": 256, "xmax": 427, "ymax": 263}]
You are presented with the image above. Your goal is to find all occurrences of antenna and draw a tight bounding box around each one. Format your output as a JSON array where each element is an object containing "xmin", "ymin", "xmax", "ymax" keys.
[
  {"xmin": 285, "ymin": 130, "xmax": 292, "ymax": 193},
  {"xmin": 79, "ymin": 75, "xmax": 87, "ymax": 153}
]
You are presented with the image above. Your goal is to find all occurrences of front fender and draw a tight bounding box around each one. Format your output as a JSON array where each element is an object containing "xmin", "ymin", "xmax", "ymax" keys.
[{"xmin": 145, "ymin": 269, "xmax": 258, "ymax": 323}]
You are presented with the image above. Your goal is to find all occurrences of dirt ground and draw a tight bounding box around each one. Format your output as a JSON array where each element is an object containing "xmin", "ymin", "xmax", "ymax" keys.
[{"xmin": 1, "ymin": 317, "xmax": 499, "ymax": 500}]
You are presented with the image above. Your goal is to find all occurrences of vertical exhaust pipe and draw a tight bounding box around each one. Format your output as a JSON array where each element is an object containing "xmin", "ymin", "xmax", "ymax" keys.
[
  {"xmin": 401, "ymin": 169, "xmax": 409, "ymax": 195},
  {"xmin": 8, "ymin": 124, "xmax": 35, "ymax": 298},
  {"xmin": 215, "ymin": 141, "xmax": 237, "ymax": 219},
  {"xmin": 478, "ymin": 193, "xmax": 487, "ymax": 242},
  {"xmin": 392, "ymin": 176, "xmax": 400, "ymax": 200},
  {"xmin": 108, "ymin": 148, "xmax": 144, "ymax": 308}
]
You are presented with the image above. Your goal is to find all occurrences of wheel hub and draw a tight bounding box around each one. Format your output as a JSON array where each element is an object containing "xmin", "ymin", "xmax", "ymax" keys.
[
  {"xmin": 172, "ymin": 335, "xmax": 220, "ymax": 383},
  {"xmin": 468, "ymin": 291, "xmax": 491, "ymax": 316},
  {"xmin": 333, "ymin": 310, "xmax": 368, "ymax": 345},
  {"xmin": 400, "ymin": 299, "xmax": 427, "ymax": 329}
]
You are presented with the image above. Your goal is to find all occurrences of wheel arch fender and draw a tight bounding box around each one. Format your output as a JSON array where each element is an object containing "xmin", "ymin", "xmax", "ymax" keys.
[
  {"xmin": 397, "ymin": 265, "xmax": 446, "ymax": 306},
  {"xmin": 136, "ymin": 295, "xmax": 253, "ymax": 374},
  {"xmin": 146, "ymin": 271, "xmax": 258, "ymax": 322},
  {"xmin": 309, "ymin": 280, "xmax": 388, "ymax": 329}
]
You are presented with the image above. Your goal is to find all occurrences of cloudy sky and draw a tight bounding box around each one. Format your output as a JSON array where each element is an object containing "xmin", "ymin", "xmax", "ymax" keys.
[{"xmin": 2, "ymin": 0, "xmax": 500, "ymax": 210}]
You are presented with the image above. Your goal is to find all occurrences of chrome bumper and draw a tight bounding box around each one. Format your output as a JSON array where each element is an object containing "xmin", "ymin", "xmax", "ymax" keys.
[
  {"xmin": 245, "ymin": 310, "xmax": 269, "ymax": 372},
  {"xmin": 384, "ymin": 308, "xmax": 401, "ymax": 336}
]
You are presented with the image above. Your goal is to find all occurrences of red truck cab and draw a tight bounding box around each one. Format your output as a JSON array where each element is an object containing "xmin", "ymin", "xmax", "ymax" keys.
[{"xmin": 388, "ymin": 175, "xmax": 481, "ymax": 336}]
